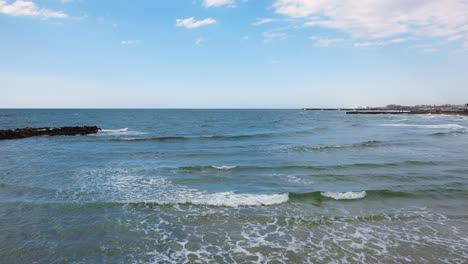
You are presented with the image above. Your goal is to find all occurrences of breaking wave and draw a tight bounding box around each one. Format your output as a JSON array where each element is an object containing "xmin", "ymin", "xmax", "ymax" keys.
[
  {"xmin": 100, "ymin": 128, "xmax": 129, "ymax": 133},
  {"xmin": 320, "ymin": 191, "xmax": 367, "ymax": 200},
  {"xmin": 211, "ymin": 165, "xmax": 237, "ymax": 170}
]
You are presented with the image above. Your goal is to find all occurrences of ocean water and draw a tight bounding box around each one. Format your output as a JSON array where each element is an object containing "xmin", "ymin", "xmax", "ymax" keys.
[{"xmin": 1, "ymin": 109, "xmax": 468, "ymax": 263}]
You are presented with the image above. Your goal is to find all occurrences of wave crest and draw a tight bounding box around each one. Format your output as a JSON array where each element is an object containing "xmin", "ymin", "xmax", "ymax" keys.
[
  {"xmin": 211, "ymin": 165, "xmax": 237, "ymax": 170},
  {"xmin": 188, "ymin": 192, "xmax": 289, "ymax": 207},
  {"xmin": 101, "ymin": 128, "xmax": 129, "ymax": 133},
  {"xmin": 320, "ymin": 191, "xmax": 367, "ymax": 200}
]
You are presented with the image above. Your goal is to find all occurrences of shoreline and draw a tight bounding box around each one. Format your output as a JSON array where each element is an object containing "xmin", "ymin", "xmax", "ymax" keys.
[
  {"xmin": 346, "ymin": 110, "xmax": 468, "ymax": 116},
  {"xmin": 303, "ymin": 105, "xmax": 468, "ymax": 116}
]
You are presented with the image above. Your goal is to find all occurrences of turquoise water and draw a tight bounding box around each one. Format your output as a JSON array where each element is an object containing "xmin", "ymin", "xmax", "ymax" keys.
[{"xmin": 1, "ymin": 109, "xmax": 468, "ymax": 263}]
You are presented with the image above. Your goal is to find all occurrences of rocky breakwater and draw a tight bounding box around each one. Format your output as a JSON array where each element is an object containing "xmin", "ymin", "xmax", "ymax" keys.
[{"xmin": 0, "ymin": 126, "xmax": 101, "ymax": 140}]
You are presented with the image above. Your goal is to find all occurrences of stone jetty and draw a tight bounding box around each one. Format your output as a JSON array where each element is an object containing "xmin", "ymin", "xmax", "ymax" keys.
[{"xmin": 0, "ymin": 126, "xmax": 101, "ymax": 140}]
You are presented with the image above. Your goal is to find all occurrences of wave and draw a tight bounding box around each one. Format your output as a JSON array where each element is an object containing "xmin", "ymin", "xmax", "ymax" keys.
[
  {"xmin": 380, "ymin": 124, "xmax": 466, "ymax": 129},
  {"xmin": 187, "ymin": 192, "xmax": 289, "ymax": 207},
  {"xmin": 431, "ymin": 130, "xmax": 467, "ymax": 137},
  {"xmin": 100, "ymin": 128, "xmax": 148, "ymax": 137},
  {"xmin": 116, "ymin": 136, "xmax": 188, "ymax": 142},
  {"xmin": 288, "ymin": 189, "xmax": 468, "ymax": 202},
  {"xmin": 321, "ymin": 191, "xmax": 367, "ymax": 200},
  {"xmin": 276, "ymin": 140, "xmax": 387, "ymax": 152},
  {"xmin": 173, "ymin": 160, "xmax": 441, "ymax": 173},
  {"xmin": 5, "ymin": 183, "xmax": 468, "ymax": 207},
  {"xmin": 109, "ymin": 130, "xmax": 322, "ymax": 142},
  {"xmin": 287, "ymin": 191, "xmax": 368, "ymax": 200},
  {"xmin": 110, "ymin": 135, "xmax": 257, "ymax": 142},
  {"xmin": 95, "ymin": 188, "xmax": 468, "ymax": 206},
  {"xmin": 121, "ymin": 192, "xmax": 290, "ymax": 207},
  {"xmin": 211, "ymin": 165, "xmax": 237, "ymax": 170},
  {"xmin": 101, "ymin": 128, "xmax": 129, "ymax": 133}
]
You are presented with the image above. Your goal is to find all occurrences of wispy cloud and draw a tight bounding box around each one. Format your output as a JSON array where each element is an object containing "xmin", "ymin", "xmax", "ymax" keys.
[
  {"xmin": 353, "ymin": 41, "xmax": 387, "ymax": 48},
  {"xmin": 0, "ymin": 0, "xmax": 68, "ymax": 19},
  {"xmin": 409, "ymin": 43, "xmax": 441, "ymax": 53},
  {"xmin": 263, "ymin": 31, "xmax": 289, "ymax": 43},
  {"xmin": 251, "ymin": 18, "xmax": 276, "ymax": 26},
  {"xmin": 273, "ymin": 0, "xmax": 468, "ymax": 49},
  {"xmin": 411, "ymin": 44, "xmax": 434, "ymax": 49},
  {"xmin": 354, "ymin": 38, "xmax": 409, "ymax": 47},
  {"xmin": 422, "ymin": 48, "xmax": 438, "ymax": 53},
  {"xmin": 120, "ymin": 40, "xmax": 143, "ymax": 46},
  {"xmin": 176, "ymin": 17, "xmax": 217, "ymax": 29},
  {"xmin": 309, "ymin": 36, "xmax": 343, "ymax": 47},
  {"xmin": 203, "ymin": 0, "xmax": 235, "ymax": 8},
  {"xmin": 195, "ymin": 36, "xmax": 205, "ymax": 46}
]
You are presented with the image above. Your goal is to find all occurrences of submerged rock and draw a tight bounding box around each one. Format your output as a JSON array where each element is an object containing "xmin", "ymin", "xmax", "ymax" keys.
[{"xmin": 0, "ymin": 126, "xmax": 101, "ymax": 140}]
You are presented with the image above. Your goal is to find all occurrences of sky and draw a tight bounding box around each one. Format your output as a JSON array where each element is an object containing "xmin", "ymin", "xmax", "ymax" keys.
[{"xmin": 1, "ymin": 0, "xmax": 468, "ymax": 108}]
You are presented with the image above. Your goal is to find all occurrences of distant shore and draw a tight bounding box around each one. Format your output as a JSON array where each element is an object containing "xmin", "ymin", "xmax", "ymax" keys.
[{"xmin": 303, "ymin": 104, "xmax": 468, "ymax": 116}]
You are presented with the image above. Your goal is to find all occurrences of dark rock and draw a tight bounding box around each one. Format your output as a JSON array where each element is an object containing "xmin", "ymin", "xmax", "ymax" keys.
[{"xmin": 0, "ymin": 126, "xmax": 101, "ymax": 140}]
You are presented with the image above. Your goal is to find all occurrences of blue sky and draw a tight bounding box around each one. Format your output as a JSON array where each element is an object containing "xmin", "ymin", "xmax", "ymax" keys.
[{"xmin": 1, "ymin": 0, "xmax": 468, "ymax": 108}]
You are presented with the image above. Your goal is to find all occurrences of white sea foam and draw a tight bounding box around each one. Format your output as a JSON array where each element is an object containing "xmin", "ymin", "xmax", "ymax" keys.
[
  {"xmin": 189, "ymin": 192, "xmax": 289, "ymax": 207},
  {"xmin": 79, "ymin": 168, "xmax": 288, "ymax": 207},
  {"xmin": 100, "ymin": 128, "xmax": 129, "ymax": 133},
  {"xmin": 285, "ymin": 175, "xmax": 314, "ymax": 185},
  {"xmin": 135, "ymin": 208, "xmax": 468, "ymax": 264},
  {"xmin": 321, "ymin": 191, "xmax": 367, "ymax": 200},
  {"xmin": 380, "ymin": 124, "xmax": 466, "ymax": 129},
  {"xmin": 99, "ymin": 128, "xmax": 147, "ymax": 136},
  {"xmin": 77, "ymin": 168, "xmax": 468, "ymax": 262},
  {"xmin": 121, "ymin": 137, "xmax": 137, "ymax": 141},
  {"xmin": 211, "ymin": 165, "xmax": 237, "ymax": 170}
]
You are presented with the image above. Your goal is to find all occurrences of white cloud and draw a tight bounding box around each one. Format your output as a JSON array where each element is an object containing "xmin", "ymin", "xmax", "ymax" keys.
[
  {"xmin": 0, "ymin": 0, "xmax": 68, "ymax": 18},
  {"xmin": 409, "ymin": 43, "xmax": 442, "ymax": 53},
  {"xmin": 447, "ymin": 35, "xmax": 463, "ymax": 42},
  {"xmin": 176, "ymin": 17, "xmax": 217, "ymax": 29},
  {"xmin": 120, "ymin": 40, "xmax": 142, "ymax": 46},
  {"xmin": 251, "ymin": 18, "xmax": 276, "ymax": 26},
  {"xmin": 411, "ymin": 44, "xmax": 434, "ymax": 49},
  {"xmin": 309, "ymin": 36, "xmax": 342, "ymax": 47},
  {"xmin": 354, "ymin": 38, "xmax": 409, "ymax": 47},
  {"xmin": 263, "ymin": 31, "xmax": 289, "ymax": 43},
  {"xmin": 390, "ymin": 38, "xmax": 409, "ymax": 44},
  {"xmin": 353, "ymin": 41, "xmax": 387, "ymax": 48},
  {"xmin": 422, "ymin": 48, "xmax": 438, "ymax": 53},
  {"xmin": 273, "ymin": 0, "xmax": 468, "ymax": 48},
  {"xmin": 203, "ymin": 0, "xmax": 235, "ymax": 8}
]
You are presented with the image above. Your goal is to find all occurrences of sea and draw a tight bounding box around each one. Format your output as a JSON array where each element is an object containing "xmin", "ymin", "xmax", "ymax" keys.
[{"xmin": 1, "ymin": 109, "xmax": 467, "ymax": 263}]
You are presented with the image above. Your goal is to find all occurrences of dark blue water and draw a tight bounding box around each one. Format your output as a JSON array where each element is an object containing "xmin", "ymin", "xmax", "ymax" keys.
[{"xmin": 1, "ymin": 110, "xmax": 468, "ymax": 263}]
